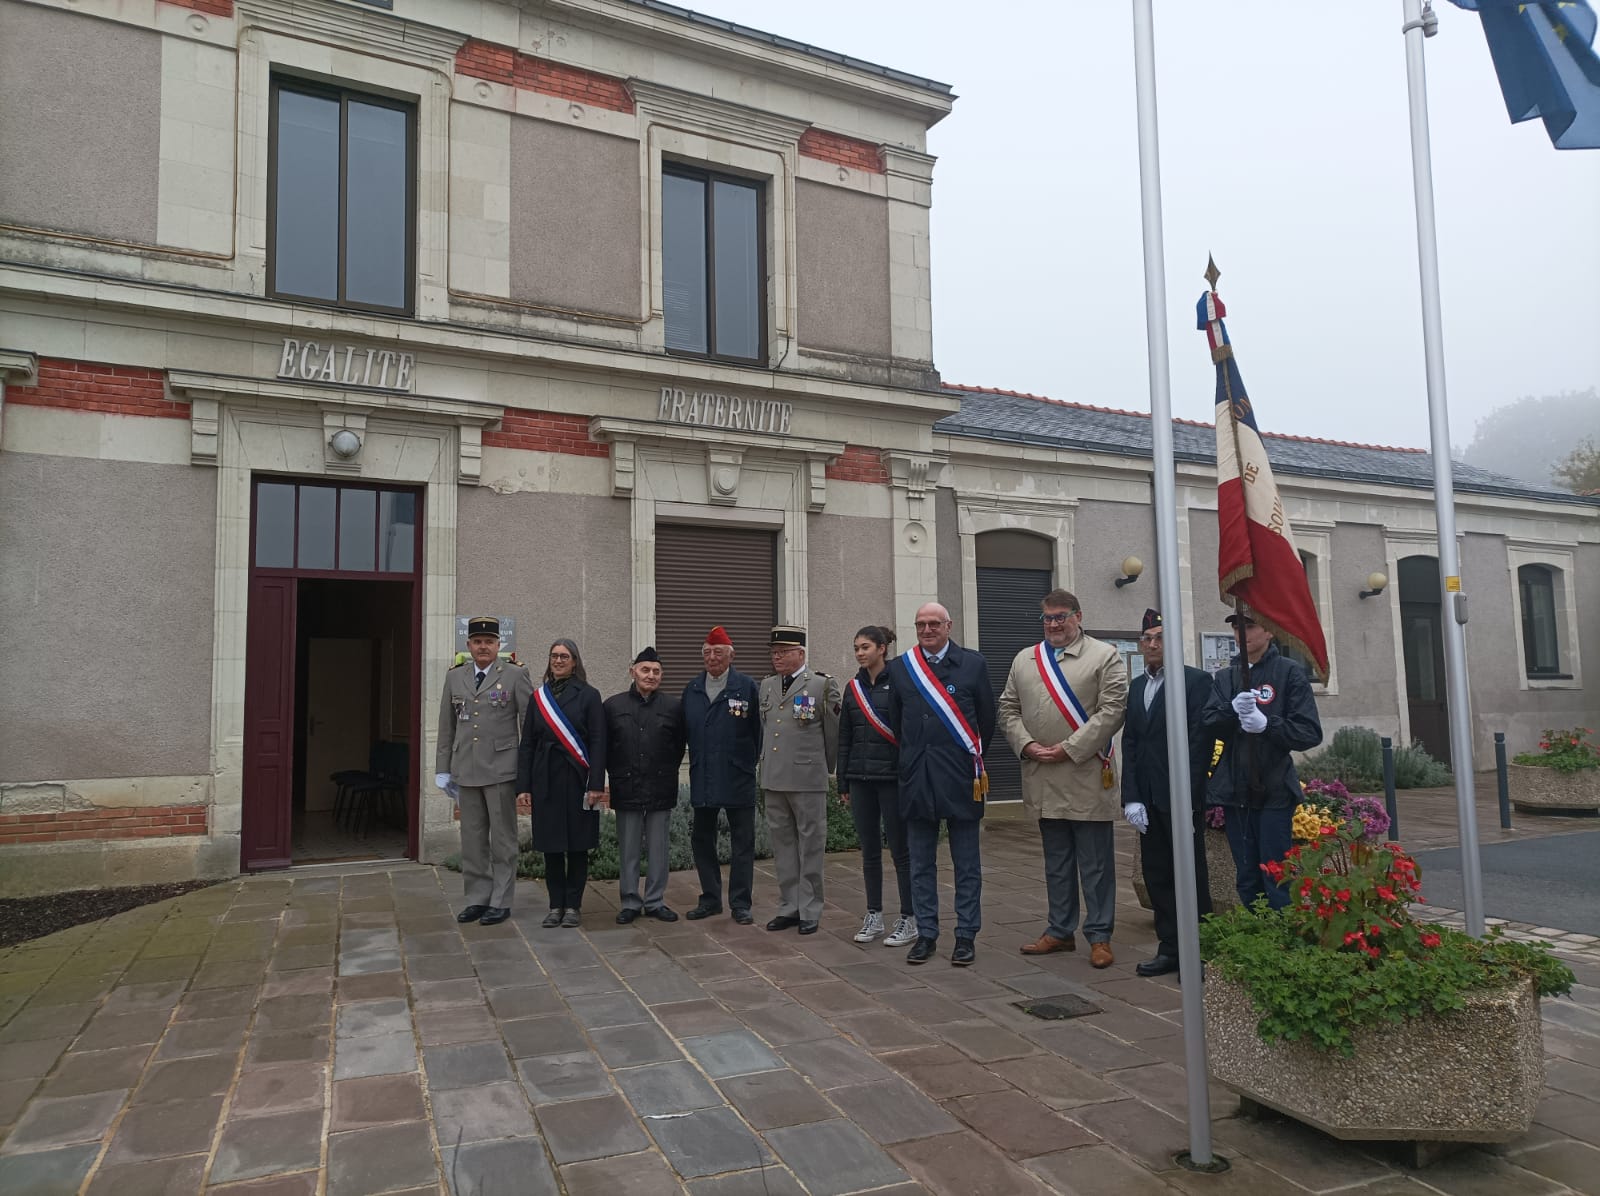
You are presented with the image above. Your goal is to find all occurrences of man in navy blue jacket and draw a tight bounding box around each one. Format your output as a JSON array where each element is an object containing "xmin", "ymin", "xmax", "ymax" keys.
[
  {"xmin": 1121, "ymin": 609, "xmax": 1215, "ymax": 977},
  {"xmin": 892, "ymin": 601, "xmax": 996, "ymax": 967},
  {"xmin": 682, "ymin": 626, "xmax": 763, "ymax": 924}
]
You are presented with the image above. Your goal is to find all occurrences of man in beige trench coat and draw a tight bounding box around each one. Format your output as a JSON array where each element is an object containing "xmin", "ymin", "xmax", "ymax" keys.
[{"xmin": 998, "ymin": 589, "xmax": 1128, "ymax": 968}]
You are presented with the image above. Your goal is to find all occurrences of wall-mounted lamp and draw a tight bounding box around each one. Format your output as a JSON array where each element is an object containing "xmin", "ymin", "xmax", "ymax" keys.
[
  {"xmin": 1358, "ymin": 571, "xmax": 1389, "ymax": 600},
  {"xmin": 328, "ymin": 428, "xmax": 363, "ymax": 459},
  {"xmin": 1114, "ymin": 556, "xmax": 1143, "ymax": 588}
]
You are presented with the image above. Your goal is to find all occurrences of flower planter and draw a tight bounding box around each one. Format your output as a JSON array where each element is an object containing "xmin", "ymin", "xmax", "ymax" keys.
[
  {"xmin": 1204, "ymin": 974, "xmax": 1544, "ymax": 1144},
  {"xmin": 1508, "ymin": 764, "xmax": 1599, "ymax": 816},
  {"xmin": 1130, "ymin": 825, "xmax": 1237, "ymax": 914}
]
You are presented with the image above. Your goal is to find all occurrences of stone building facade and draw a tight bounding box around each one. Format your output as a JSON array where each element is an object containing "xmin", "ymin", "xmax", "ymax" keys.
[{"xmin": 0, "ymin": 0, "xmax": 1593, "ymax": 894}]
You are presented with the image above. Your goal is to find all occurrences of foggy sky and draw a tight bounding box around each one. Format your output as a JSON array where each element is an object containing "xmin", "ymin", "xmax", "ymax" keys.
[{"xmin": 698, "ymin": 1, "xmax": 1600, "ymax": 450}]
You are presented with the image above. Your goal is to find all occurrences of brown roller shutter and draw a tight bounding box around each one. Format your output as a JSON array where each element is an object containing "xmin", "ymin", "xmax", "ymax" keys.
[{"xmin": 654, "ymin": 523, "xmax": 778, "ymax": 690}]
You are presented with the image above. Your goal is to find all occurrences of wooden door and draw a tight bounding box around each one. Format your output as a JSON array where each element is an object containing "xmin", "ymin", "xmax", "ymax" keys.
[
  {"xmin": 242, "ymin": 576, "xmax": 295, "ymax": 870},
  {"xmin": 1402, "ymin": 602, "xmax": 1451, "ymax": 761}
]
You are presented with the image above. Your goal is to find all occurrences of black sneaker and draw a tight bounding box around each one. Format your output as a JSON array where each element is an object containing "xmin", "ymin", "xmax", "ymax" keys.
[
  {"xmin": 906, "ymin": 936, "xmax": 937, "ymax": 965},
  {"xmin": 541, "ymin": 908, "xmax": 564, "ymax": 928},
  {"xmin": 950, "ymin": 937, "xmax": 976, "ymax": 967}
]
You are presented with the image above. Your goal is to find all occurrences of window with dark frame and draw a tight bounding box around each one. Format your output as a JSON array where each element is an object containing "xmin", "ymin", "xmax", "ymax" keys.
[
  {"xmin": 661, "ymin": 166, "xmax": 764, "ymax": 362},
  {"xmin": 1518, "ymin": 564, "xmax": 1562, "ymax": 677},
  {"xmin": 269, "ymin": 78, "xmax": 416, "ymax": 315}
]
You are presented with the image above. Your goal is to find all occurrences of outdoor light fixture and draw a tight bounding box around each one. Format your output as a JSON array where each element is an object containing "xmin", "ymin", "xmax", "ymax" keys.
[
  {"xmin": 1358, "ymin": 571, "xmax": 1389, "ymax": 600},
  {"xmin": 1114, "ymin": 556, "xmax": 1144, "ymax": 588},
  {"xmin": 328, "ymin": 428, "xmax": 362, "ymax": 459}
]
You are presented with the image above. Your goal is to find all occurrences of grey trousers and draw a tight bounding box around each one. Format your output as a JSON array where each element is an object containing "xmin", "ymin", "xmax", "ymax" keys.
[
  {"xmin": 459, "ymin": 781, "xmax": 520, "ymax": 909},
  {"xmin": 765, "ymin": 789, "xmax": 827, "ymax": 922},
  {"xmin": 1039, "ymin": 818, "xmax": 1115, "ymax": 943},
  {"xmin": 616, "ymin": 809, "xmax": 671, "ymax": 912}
]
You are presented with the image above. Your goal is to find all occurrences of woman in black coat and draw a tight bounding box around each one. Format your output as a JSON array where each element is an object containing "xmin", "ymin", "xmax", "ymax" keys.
[
  {"xmin": 837, "ymin": 625, "xmax": 917, "ymax": 949},
  {"xmin": 517, "ymin": 638, "xmax": 607, "ymax": 927}
]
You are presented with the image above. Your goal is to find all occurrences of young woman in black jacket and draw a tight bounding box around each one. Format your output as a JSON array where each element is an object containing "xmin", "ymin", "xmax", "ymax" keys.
[{"xmin": 837, "ymin": 625, "xmax": 917, "ymax": 947}]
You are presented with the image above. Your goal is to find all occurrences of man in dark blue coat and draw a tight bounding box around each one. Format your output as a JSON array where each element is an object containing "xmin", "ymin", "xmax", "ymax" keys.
[
  {"xmin": 1200, "ymin": 609, "xmax": 1323, "ymax": 909},
  {"xmin": 681, "ymin": 625, "xmax": 763, "ymax": 924},
  {"xmin": 1121, "ymin": 609, "xmax": 1215, "ymax": 977},
  {"xmin": 892, "ymin": 601, "xmax": 996, "ymax": 967}
]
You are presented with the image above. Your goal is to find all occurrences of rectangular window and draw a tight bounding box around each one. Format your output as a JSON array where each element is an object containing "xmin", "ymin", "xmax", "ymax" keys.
[
  {"xmin": 662, "ymin": 167, "xmax": 764, "ymax": 362},
  {"xmin": 269, "ymin": 78, "xmax": 415, "ymax": 314},
  {"xmin": 251, "ymin": 481, "xmax": 419, "ymax": 575},
  {"xmin": 1519, "ymin": 565, "xmax": 1561, "ymax": 676}
]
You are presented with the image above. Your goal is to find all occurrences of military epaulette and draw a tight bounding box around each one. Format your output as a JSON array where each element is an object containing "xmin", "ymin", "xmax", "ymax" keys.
[{"xmin": 812, "ymin": 670, "xmax": 830, "ymax": 678}]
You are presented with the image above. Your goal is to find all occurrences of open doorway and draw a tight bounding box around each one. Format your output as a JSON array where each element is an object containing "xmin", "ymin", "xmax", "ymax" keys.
[{"xmin": 292, "ymin": 578, "xmax": 413, "ymax": 863}]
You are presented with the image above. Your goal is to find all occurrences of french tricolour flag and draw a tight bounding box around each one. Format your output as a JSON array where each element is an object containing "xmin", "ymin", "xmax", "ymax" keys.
[{"xmin": 1199, "ymin": 289, "xmax": 1329, "ymax": 682}]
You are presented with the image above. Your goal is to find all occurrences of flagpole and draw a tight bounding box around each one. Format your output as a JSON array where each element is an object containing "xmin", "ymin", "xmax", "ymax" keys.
[
  {"xmin": 1130, "ymin": 0, "xmax": 1220, "ymax": 1171},
  {"xmin": 1401, "ymin": 0, "xmax": 1486, "ymax": 937}
]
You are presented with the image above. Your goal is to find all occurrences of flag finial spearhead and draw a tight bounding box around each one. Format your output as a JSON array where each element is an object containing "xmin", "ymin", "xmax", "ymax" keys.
[{"xmin": 1204, "ymin": 255, "xmax": 1221, "ymax": 292}]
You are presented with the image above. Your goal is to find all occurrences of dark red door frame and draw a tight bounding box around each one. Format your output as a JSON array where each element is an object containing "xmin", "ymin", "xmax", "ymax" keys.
[{"xmin": 242, "ymin": 477, "xmax": 424, "ymax": 872}]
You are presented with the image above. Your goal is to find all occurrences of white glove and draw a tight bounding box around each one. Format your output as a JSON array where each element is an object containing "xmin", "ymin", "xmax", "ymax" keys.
[
  {"xmin": 1237, "ymin": 701, "xmax": 1267, "ymax": 735},
  {"xmin": 1123, "ymin": 802, "xmax": 1149, "ymax": 834},
  {"xmin": 1231, "ymin": 691, "xmax": 1260, "ymax": 718},
  {"xmin": 434, "ymin": 772, "xmax": 453, "ymax": 792}
]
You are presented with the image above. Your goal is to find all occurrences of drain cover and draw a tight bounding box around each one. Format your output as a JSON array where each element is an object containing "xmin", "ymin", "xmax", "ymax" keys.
[{"xmin": 1015, "ymin": 995, "xmax": 1100, "ymax": 1020}]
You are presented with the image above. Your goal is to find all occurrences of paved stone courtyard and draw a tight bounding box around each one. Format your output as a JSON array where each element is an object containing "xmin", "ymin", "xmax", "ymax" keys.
[{"xmin": 2, "ymin": 795, "xmax": 1598, "ymax": 1195}]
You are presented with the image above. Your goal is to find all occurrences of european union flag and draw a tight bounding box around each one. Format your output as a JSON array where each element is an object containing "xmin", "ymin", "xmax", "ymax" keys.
[{"xmin": 1448, "ymin": 1, "xmax": 1600, "ymax": 148}]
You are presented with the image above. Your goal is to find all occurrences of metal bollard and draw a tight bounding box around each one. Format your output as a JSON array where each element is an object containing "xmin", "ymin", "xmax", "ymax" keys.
[
  {"xmin": 1381, "ymin": 736, "xmax": 1399, "ymax": 840},
  {"xmin": 1495, "ymin": 731, "xmax": 1512, "ymax": 829}
]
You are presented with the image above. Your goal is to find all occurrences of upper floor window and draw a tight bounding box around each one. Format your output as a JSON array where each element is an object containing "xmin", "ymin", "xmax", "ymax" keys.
[
  {"xmin": 1518, "ymin": 564, "xmax": 1562, "ymax": 677},
  {"xmin": 662, "ymin": 167, "xmax": 763, "ymax": 362},
  {"xmin": 269, "ymin": 78, "xmax": 415, "ymax": 315}
]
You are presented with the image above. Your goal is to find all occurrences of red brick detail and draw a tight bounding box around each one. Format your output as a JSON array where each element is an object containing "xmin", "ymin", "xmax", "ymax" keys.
[
  {"xmin": 160, "ymin": 0, "xmax": 234, "ymax": 16},
  {"xmin": 826, "ymin": 445, "xmax": 890, "ymax": 484},
  {"xmin": 799, "ymin": 128, "xmax": 884, "ymax": 174},
  {"xmin": 8, "ymin": 359, "xmax": 186, "ymax": 420},
  {"xmin": 483, "ymin": 410, "xmax": 609, "ymax": 459},
  {"xmin": 456, "ymin": 39, "xmax": 634, "ymax": 114},
  {"xmin": 0, "ymin": 805, "xmax": 208, "ymax": 845}
]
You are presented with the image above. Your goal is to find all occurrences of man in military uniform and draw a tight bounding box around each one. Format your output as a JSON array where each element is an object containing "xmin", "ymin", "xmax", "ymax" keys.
[
  {"xmin": 759, "ymin": 625, "xmax": 842, "ymax": 934},
  {"xmin": 435, "ymin": 616, "xmax": 533, "ymax": 926}
]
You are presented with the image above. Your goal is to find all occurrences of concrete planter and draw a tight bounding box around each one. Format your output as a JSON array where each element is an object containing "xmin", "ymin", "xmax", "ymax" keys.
[
  {"xmin": 1508, "ymin": 764, "xmax": 1599, "ymax": 815},
  {"xmin": 1131, "ymin": 825, "xmax": 1237, "ymax": 914},
  {"xmin": 1205, "ymin": 973, "xmax": 1544, "ymax": 1144}
]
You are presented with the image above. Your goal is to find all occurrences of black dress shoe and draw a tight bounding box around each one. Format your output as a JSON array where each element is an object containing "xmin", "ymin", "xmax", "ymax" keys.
[
  {"xmin": 616, "ymin": 908, "xmax": 640, "ymax": 925},
  {"xmin": 541, "ymin": 908, "xmax": 565, "ymax": 928},
  {"xmin": 645, "ymin": 906, "xmax": 679, "ymax": 923},
  {"xmin": 1135, "ymin": 954, "xmax": 1180, "ymax": 977},
  {"xmin": 730, "ymin": 909, "xmax": 753, "ymax": 925},
  {"xmin": 479, "ymin": 907, "xmax": 511, "ymax": 927},
  {"xmin": 561, "ymin": 909, "xmax": 581, "ymax": 928},
  {"xmin": 766, "ymin": 915, "xmax": 801, "ymax": 932},
  {"xmin": 798, "ymin": 921, "xmax": 819, "ymax": 935},
  {"xmin": 685, "ymin": 904, "xmax": 722, "ymax": 921},
  {"xmin": 457, "ymin": 905, "xmax": 488, "ymax": 924},
  {"xmin": 906, "ymin": 936, "xmax": 937, "ymax": 964},
  {"xmin": 950, "ymin": 937, "xmax": 976, "ymax": 967}
]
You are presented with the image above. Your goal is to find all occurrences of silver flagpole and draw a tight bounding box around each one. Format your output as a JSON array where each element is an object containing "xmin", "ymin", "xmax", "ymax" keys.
[
  {"xmin": 1401, "ymin": 0, "xmax": 1485, "ymax": 937},
  {"xmin": 1130, "ymin": 0, "xmax": 1217, "ymax": 1169}
]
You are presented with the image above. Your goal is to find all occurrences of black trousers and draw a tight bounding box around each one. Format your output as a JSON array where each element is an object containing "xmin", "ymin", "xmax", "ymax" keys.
[
  {"xmin": 544, "ymin": 851, "xmax": 590, "ymax": 910},
  {"xmin": 691, "ymin": 806, "xmax": 754, "ymax": 913},
  {"xmin": 1140, "ymin": 805, "xmax": 1212, "ymax": 958}
]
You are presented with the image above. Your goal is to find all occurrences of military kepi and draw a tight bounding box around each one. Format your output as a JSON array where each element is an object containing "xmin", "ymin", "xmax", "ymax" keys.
[
  {"xmin": 1141, "ymin": 608, "xmax": 1162, "ymax": 633},
  {"xmin": 466, "ymin": 615, "xmax": 501, "ymax": 639},
  {"xmin": 770, "ymin": 624, "xmax": 806, "ymax": 648}
]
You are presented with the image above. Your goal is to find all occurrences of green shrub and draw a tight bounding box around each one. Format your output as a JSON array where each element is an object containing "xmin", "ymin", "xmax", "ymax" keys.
[
  {"xmin": 1300, "ymin": 725, "xmax": 1451, "ymax": 791},
  {"xmin": 1391, "ymin": 742, "xmax": 1453, "ymax": 788}
]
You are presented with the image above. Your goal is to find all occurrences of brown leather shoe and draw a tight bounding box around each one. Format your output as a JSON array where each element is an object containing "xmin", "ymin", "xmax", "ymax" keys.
[
  {"xmin": 1090, "ymin": 942, "xmax": 1114, "ymax": 969},
  {"xmin": 1020, "ymin": 933, "xmax": 1075, "ymax": 956}
]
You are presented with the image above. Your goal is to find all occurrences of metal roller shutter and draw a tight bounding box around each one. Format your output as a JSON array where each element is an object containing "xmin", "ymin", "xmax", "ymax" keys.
[
  {"xmin": 976, "ymin": 565, "xmax": 1052, "ymax": 802},
  {"xmin": 654, "ymin": 523, "xmax": 779, "ymax": 690}
]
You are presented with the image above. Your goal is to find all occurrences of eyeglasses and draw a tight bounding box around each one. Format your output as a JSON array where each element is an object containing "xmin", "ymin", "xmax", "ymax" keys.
[
  {"xmin": 913, "ymin": 620, "xmax": 949, "ymax": 631},
  {"xmin": 1040, "ymin": 612, "xmax": 1078, "ymax": 625},
  {"xmin": 549, "ymin": 652, "xmax": 573, "ymax": 661},
  {"xmin": 1138, "ymin": 633, "xmax": 1162, "ymax": 644}
]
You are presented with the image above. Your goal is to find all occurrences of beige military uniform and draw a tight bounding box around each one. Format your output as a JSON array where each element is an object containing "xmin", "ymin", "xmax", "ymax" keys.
[
  {"xmin": 436, "ymin": 659, "xmax": 534, "ymax": 907},
  {"xmin": 759, "ymin": 665, "xmax": 842, "ymax": 922}
]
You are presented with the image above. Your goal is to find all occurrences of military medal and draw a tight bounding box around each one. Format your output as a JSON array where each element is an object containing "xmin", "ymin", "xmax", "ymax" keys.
[{"xmin": 792, "ymin": 693, "xmax": 816, "ymax": 722}]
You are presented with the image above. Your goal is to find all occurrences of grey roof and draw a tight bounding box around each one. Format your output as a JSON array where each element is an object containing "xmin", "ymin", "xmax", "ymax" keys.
[
  {"xmin": 618, "ymin": 0, "xmax": 954, "ymax": 95},
  {"xmin": 936, "ymin": 387, "xmax": 1598, "ymax": 507}
]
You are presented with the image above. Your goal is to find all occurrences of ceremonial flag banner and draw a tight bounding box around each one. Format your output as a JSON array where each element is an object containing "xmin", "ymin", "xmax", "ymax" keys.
[
  {"xmin": 1447, "ymin": 0, "xmax": 1600, "ymax": 149},
  {"xmin": 1198, "ymin": 288, "xmax": 1330, "ymax": 682}
]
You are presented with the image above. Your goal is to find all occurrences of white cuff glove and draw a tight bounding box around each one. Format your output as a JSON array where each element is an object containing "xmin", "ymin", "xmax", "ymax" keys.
[
  {"xmin": 1238, "ymin": 704, "xmax": 1267, "ymax": 735},
  {"xmin": 1230, "ymin": 690, "xmax": 1260, "ymax": 718},
  {"xmin": 434, "ymin": 772, "xmax": 453, "ymax": 792},
  {"xmin": 1123, "ymin": 802, "xmax": 1149, "ymax": 834}
]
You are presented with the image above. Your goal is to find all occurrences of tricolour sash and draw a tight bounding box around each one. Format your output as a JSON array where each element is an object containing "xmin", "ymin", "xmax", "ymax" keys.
[
  {"xmin": 902, "ymin": 647, "xmax": 987, "ymax": 801},
  {"xmin": 848, "ymin": 678, "xmax": 897, "ymax": 746},
  {"xmin": 535, "ymin": 684, "xmax": 589, "ymax": 773},
  {"xmin": 1032, "ymin": 642, "xmax": 1116, "ymax": 789}
]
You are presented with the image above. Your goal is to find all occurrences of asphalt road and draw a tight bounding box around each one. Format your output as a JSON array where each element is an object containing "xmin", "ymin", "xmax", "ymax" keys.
[{"xmin": 1412, "ymin": 826, "xmax": 1600, "ymax": 935}]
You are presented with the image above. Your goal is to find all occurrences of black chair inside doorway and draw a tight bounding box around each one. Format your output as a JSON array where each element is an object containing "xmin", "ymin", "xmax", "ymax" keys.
[{"xmin": 334, "ymin": 741, "xmax": 407, "ymax": 836}]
